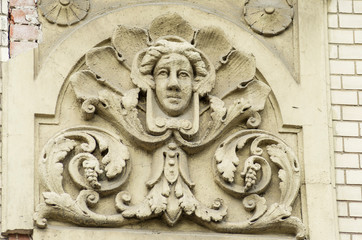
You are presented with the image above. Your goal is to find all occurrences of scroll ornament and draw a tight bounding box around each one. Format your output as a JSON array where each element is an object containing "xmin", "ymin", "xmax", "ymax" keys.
[{"xmin": 34, "ymin": 13, "xmax": 307, "ymax": 239}]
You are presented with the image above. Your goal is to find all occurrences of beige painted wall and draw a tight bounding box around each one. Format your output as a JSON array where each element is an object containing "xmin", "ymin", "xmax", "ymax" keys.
[{"xmin": 1, "ymin": 0, "xmax": 361, "ymax": 239}]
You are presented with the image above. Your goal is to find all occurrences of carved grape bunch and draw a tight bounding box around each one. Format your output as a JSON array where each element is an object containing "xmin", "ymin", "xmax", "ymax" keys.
[
  {"xmin": 241, "ymin": 160, "xmax": 261, "ymax": 191},
  {"xmin": 38, "ymin": 127, "xmax": 131, "ymax": 196},
  {"xmin": 34, "ymin": 13, "xmax": 306, "ymax": 239}
]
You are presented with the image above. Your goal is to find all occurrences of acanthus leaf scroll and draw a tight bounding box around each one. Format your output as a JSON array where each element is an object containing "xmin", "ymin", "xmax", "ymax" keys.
[{"xmin": 34, "ymin": 13, "xmax": 307, "ymax": 239}]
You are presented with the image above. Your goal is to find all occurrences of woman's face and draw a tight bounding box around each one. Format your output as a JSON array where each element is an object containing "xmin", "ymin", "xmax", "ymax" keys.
[{"xmin": 153, "ymin": 53, "xmax": 193, "ymax": 117}]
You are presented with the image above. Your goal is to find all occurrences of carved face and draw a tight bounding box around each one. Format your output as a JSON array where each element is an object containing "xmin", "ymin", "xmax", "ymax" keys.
[{"xmin": 154, "ymin": 53, "xmax": 193, "ymax": 117}]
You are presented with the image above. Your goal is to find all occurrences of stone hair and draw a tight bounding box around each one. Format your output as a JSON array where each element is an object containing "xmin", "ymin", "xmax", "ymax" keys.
[{"xmin": 139, "ymin": 39, "xmax": 208, "ymax": 81}]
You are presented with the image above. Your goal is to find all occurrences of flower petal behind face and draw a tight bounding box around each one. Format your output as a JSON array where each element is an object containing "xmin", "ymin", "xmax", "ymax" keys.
[
  {"xmin": 149, "ymin": 13, "xmax": 194, "ymax": 43},
  {"xmin": 212, "ymin": 50, "xmax": 256, "ymax": 99},
  {"xmin": 192, "ymin": 55, "xmax": 216, "ymax": 97},
  {"xmin": 112, "ymin": 25, "xmax": 150, "ymax": 67},
  {"xmin": 70, "ymin": 71, "xmax": 102, "ymax": 101},
  {"xmin": 194, "ymin": 27, "xmax": 232, "ymax": 70},
  {"xmin": 86, "ymin": 46, "xmax": 134, "ymax": 94}
]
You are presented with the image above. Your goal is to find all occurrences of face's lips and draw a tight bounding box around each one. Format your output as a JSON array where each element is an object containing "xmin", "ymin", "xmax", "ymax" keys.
[
  {"xmin": 167, "ymin": 98, "xmax": 181, "ymax": 105},
  {"xmin": 166, "ymin": 94, "xmax": 182, "ymax": 104},
  {"xmin": 167, "ymin": 96, "xmax": 181, "ymax": 99},
  {"xmin": 166, "ymin": 92, "xmax": 181, "ymax": 99}
]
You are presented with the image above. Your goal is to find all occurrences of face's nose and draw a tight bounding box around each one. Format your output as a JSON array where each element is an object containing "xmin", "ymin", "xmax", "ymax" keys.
[{"xmin": 167, "ymin": 70, "xmax": 180, "ymax": 91}]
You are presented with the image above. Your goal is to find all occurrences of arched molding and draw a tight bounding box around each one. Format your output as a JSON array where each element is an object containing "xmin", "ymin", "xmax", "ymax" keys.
[{"xmin": 34, "ymin": 3, "xmax": 301, "ymax": 127}]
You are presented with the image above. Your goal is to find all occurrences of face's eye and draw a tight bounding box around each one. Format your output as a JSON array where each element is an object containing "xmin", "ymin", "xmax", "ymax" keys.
[
  {"xmin": 156, "ymin": 69, "xmax": 169, "ymax": 77},
  {"xmin": 178, "ymin": 71, "xmax": 191, "ymax": 78}
]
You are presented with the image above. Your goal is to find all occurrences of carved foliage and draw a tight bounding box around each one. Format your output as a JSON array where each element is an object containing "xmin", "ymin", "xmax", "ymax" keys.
[
  {"xmin": 35, "ymin": 13, "xmax": 306, "ymax": 239},
  {"xmin": 214, "ymin": 130, "xmax": 300, "ymax": 207},
  {"xmin": 209, "ymin": 130, "xmax": 305, "ymax": 239},
  {"xmin": 116, "ymin": 144, "xmax": 227, "ymax": 226},
  {"xmin": 39, "ymin": 128, "xmax": 130, "ymax": 195},
  {"xmin": 69, "ymin": 13, "xmax": 271, "ymax": 149},
  {"xmin": 35, "ymin": 127, "xmax": 131, "ymax": 227}
]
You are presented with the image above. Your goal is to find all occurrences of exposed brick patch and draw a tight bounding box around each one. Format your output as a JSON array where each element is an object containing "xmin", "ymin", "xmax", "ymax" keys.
[
  {"xmin": 9, "ymin": 41, "xmax": 37, "ymax": 57},
  {"xmin": 0, "ymin": 0, "xmax": 9, "ymax": 61},
  {"xmin": 8, "ymin": 234, "xmax": 31, "ymax": 240},
  {"xmin": 9, "ymin": 0, "xmax": 35, "ymax": 8},
  {"xmin": 10, "ymin": 24, "xmax": 39, "ymax": 40},
  {"xmin": 9, "ymin": 0, "xmax": 41, "ymax": 58},
  {"xmin": 11, "ymin": 8, "xmax": 39, "ymax": 25}
]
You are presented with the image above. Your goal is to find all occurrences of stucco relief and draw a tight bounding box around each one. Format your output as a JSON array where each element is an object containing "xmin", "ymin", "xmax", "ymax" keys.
[
  {"xmin": 34, "ymin": 13, "xmax": 306, "ymax": 239},
  {"xmin": 38, "ymin": 0, "xmax": 90, "ymax": 26},
  {"xmin": 244, "ymin": 0, "xmax": 294, "ymax": 36}
]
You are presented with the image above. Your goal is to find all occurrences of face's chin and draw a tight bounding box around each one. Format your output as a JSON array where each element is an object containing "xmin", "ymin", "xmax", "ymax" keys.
[{"xmin": 158, "ymin": 94, "xmax": 191, "ymax": 117}]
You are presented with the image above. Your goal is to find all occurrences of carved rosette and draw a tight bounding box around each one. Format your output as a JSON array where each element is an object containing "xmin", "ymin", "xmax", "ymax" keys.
[
  {"xmin": 34, "ymin": 13, "xmax": 307, "ymax": 239},
  {"xmin": 244, "ymin": 0, "xmax": 294, "ymax": 36},
  {"xmin": 39, "ymin": 0, "xmax": 90, "ymax": 26}
]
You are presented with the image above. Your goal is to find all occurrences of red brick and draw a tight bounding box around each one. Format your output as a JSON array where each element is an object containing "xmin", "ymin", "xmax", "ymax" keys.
[
  {"xmin": 8, "ymin": 234, "xmax": 31, "ymax": 240},
  {"xmin": 11, "ymin": 8, "xmax": 38, "ymax": 24},
  {"xmin": 9, "ymin": 0, "xmax": 35, "ymax": 7},
  {"xmin": 17, "ymin": 235, "xmax": 31, "ymax": 240},
  {"xmin": 10, "ymin": 41, "xmax": 38, "ymax": 58},
  {"xmin": 10, "ymin": 24, "xmax": 40, "ymax": 41}
]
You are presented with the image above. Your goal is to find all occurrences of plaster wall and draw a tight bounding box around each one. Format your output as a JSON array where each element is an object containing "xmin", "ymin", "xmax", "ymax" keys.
[{"xmin": 0, "ymin": 0, "xmax": 360, "ymax": 239}]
